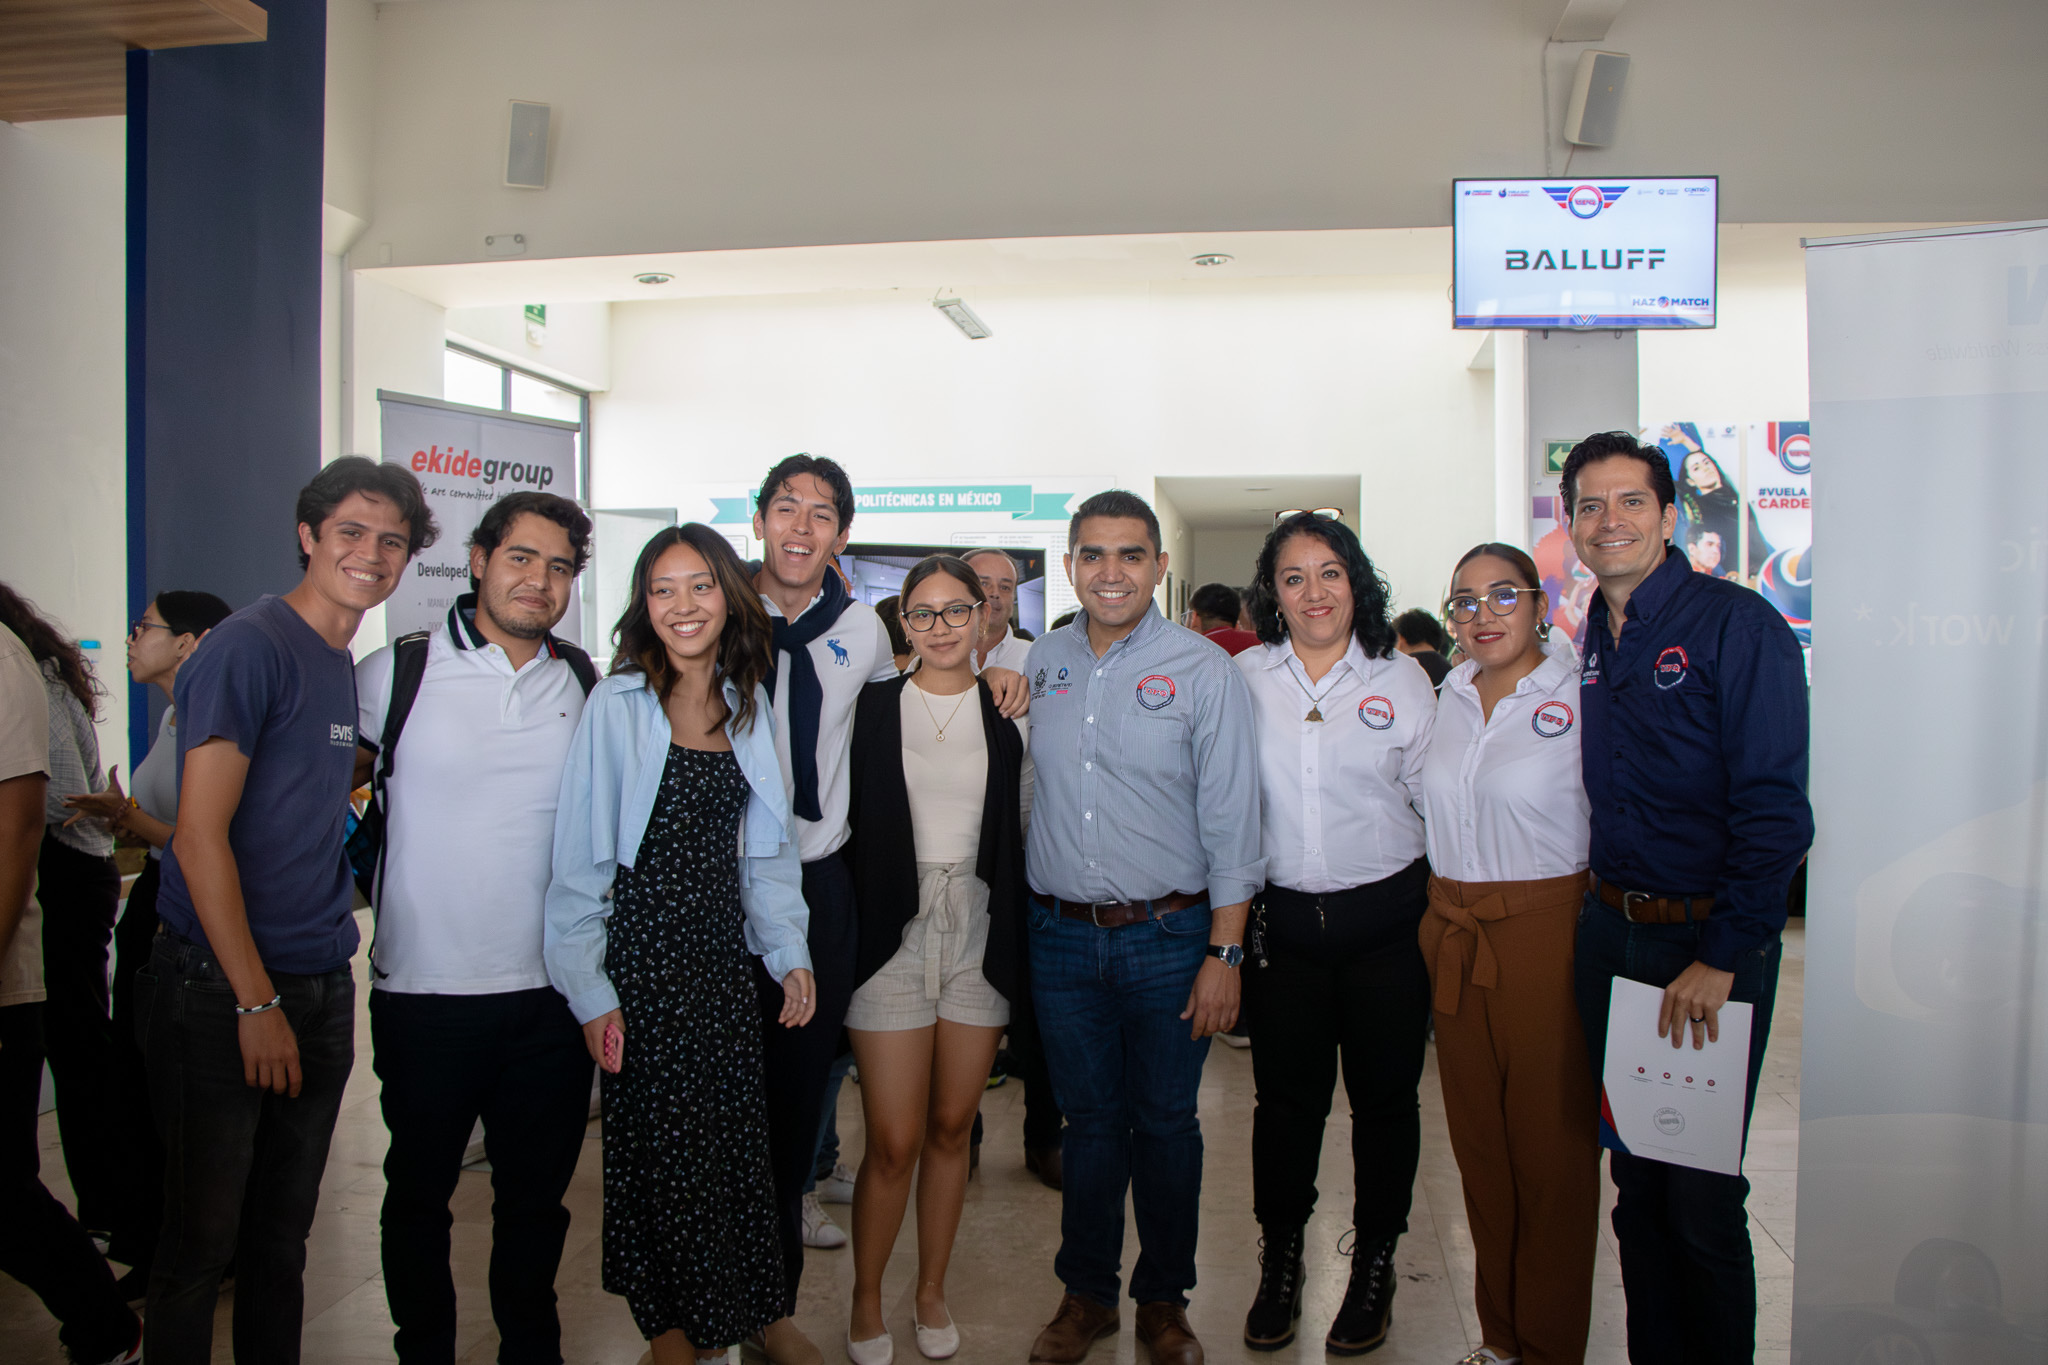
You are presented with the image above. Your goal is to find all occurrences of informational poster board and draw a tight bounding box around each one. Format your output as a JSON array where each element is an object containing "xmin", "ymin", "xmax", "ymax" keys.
[{"xmin": 378, "ymin": 391, "xmax": 582, "ymax": 641}]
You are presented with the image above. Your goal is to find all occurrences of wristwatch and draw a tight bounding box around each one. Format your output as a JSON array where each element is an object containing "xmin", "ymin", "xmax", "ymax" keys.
[{"xmin": 1207, "ymin": 943, "xmax": 1245, "ymax": 968}]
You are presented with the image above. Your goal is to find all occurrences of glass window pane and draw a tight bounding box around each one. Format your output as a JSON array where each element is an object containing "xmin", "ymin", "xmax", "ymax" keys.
[
  {"xmin": 509, "ymin": 371, "xmax": 582, "ymax": 424},
  {"xmin": 444, "ymin": 349, "xmax": 504, "ymax": 409}
]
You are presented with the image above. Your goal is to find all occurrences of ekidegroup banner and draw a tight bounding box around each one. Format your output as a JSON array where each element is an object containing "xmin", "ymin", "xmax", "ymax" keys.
[
  {"xmin": 377, "ymin": 392, "xmax": 581, "ymax": 641},
  {"xmin": 1794, "ymin": 221, "xmax": 2048, "ymax": 1355}
]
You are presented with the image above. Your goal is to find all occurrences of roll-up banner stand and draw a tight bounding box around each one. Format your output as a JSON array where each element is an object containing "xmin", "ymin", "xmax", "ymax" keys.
[
  {"xmin": 1796, "ymin": 220, "xmax": 2048, "ymax": 1355},
  {"xmin": 378, "ymin": 391, "xmax": 582, "ymax": 642}
]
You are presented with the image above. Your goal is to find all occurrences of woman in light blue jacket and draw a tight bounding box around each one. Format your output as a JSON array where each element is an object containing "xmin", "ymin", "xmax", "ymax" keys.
[{"xmin": 545, "ymin": 523, "xmax": 815, "ymax": 1363}]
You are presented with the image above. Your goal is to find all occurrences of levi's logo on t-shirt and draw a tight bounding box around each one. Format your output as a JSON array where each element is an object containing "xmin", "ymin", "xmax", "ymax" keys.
[{"xmin": 329, "ymin": 722, "xmax": 355, "ymax": 747}]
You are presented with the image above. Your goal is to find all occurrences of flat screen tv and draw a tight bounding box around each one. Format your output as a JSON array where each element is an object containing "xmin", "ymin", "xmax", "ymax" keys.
[{"xmin": 1453, "ymin": 175, "xmax": 1717, "ymax": 329}]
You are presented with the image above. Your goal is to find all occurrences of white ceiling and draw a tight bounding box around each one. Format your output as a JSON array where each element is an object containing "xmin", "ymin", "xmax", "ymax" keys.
[{"xmin": 1157, "ymin": 475, "xmax": 1363, "ymax": 531}]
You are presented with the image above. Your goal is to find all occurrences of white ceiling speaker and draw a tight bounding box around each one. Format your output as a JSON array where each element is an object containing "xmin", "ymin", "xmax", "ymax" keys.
[
  {"xmin": 505, "ymin": 100, "xmax": 551, "ymax": 188},
  {"xmin": 1563, "ymin": 50, "xmax": 1629, "ymax": 147}
]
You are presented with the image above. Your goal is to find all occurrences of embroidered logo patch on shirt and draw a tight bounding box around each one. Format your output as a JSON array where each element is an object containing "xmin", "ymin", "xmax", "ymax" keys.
[
  {"xmin": 1653, "ymin": 646, "xmax": 1690, "ymax": 690},
  {"xmin": 1532, "ymin": 700, "xmax": 1575, "ymax": 737},
  {"xmin": 329, "ymin": 722, "xmax": 355, "ymax": 747},
  {"xmin": 1137, "ymin": 674, "xmax": 1177, "ymax": 709},
  {"xmin": 1357, "ymin": 695, "xmax": 1394, "ymax": 730},
  {"xmin": 826, "ymin": 638, "xmax": 849, "ymax": 666}
]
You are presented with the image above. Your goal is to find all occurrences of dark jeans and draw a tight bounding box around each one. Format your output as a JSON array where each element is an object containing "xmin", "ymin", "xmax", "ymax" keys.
[
  {"xmin": 752, "ymin": 851, "xmax": 858, "ymax": 1319},
  {"xmin": 1243, "ymin": 863, "xmax": 1431, "ymax": 1238},
  {"xmin": 1008, "ymin": 982, "xmax": 1067, "ymax": 1150},
  {"xmin": 38, "ymin": 829, "xmax": 126, "ymax": 1235},
  {"xmin": 0, "ymin": 1002, "xmax": 140, "ymax": 1361},
  {"xmin": 110, "ymin": 856, "xmax": 166, "ymax": 1268},
  {"xmin": 371, "ymin": 987, "xmax": 594, "ymax": 1365},
  {"xmin": 1027, "ymin": 894, "xmax": 1212, "ymax": 1307},
  {"xmin": 1573, "ymin": 894, "xmax": 1782, "ymax": 1365},
  {"xmin": 138, "ymin": 929, "xmax": 356, "ymax": 1365}
]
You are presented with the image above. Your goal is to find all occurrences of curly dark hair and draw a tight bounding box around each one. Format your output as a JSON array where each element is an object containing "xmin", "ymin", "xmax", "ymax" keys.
[
  {"xmin": 295, "ymin": 456, "xmax": 440, "ymax": 569},
  {"xmin": 1246, "ymin": 513, "xmax": 1397, "ymax": 659},
  {"xmin": 610, "ymin": 523, "xmax": 772, "ymax": 735},
  {"xmin": 0, "ymin": 583, "xmax": 103, "ymax": 717},
  {"xmin": 468, "ymin": 491, "xmax": 592, "ymax": 591}
]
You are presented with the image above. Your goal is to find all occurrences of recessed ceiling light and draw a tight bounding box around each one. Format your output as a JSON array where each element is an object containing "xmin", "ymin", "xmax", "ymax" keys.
[
  {"xmin": 1192, "ymin": 253, "xmax": 1233, "ymax": 267},
  {"xmin": 634, "ymin": 272, "xmax": 673, "ymax": 285},
  {"xmin": 1244, "ymin": 486, "xmax": 1272, "ymax": 492}
]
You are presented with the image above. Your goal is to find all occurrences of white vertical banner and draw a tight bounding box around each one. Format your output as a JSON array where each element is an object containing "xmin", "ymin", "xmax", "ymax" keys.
[
  {"xmin": 378, "ymin": 392, "xmax": 582, "ymax": 641},
  {"xmin": 1795, "ymin": 222, "xmax": 2048, "ymax": 1354}
]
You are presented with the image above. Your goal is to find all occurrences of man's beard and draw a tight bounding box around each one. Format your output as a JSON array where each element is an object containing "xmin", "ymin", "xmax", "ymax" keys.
[{"xmin": 482, "ymin": 590, "xmax": 550, "ymax": 640}]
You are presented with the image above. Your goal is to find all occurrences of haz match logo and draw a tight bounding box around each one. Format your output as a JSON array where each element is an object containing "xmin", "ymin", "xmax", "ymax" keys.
[{"xmin": 1545, "ymin": 184, "xmax": 1631, "ymax": 219}]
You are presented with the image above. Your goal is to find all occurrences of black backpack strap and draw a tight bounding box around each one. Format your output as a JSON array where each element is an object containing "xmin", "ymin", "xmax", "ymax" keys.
[
  {"xmin": 375, "ymin": 631, "xmax": 434, "ymax": 783},
  {"xmin": 555, "ymin": 641, "xmax": 599, "ymax": 696}
]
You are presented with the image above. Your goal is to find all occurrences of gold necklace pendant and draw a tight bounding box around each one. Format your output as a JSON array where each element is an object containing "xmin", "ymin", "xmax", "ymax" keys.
[{"xmin": 1305, "ymin": 706, "xmax": 1324, "ymax": 723}]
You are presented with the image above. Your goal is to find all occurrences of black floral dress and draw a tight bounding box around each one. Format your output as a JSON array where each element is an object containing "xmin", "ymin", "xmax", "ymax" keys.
[{"xmin": 601, "ymin": 744, "xmax": 785, "ymax": 1344}]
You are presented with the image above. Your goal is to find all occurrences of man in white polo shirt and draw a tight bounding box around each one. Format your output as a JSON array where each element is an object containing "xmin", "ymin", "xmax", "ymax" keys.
[
  {"xmin": 353, "ymin": 492, "xmax": 599, "ymax": 1365},
  {"xmin": 964, "ymin": 547, "xmax": 1035, "ymax": 675}
]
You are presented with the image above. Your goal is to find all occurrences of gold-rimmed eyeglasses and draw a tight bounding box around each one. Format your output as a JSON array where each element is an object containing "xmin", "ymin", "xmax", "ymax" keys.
[{"xmin": 1445, "ymin": 587, "xmax": 1543, "ymax": 623}]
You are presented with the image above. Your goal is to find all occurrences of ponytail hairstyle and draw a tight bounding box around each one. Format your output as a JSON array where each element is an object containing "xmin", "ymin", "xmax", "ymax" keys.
[{"xmin": 610, "ymin": 523, "xmax": 773, "ymax": 735}]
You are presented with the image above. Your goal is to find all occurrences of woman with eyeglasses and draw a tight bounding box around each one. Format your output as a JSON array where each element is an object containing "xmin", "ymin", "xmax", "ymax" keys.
[
  {"xmin": 1234, "ymin": 513, "xmax": 1437, "ymax": 1358},
  {"xmin": 841, "ymin": 555, "xmax": 1032, "ymax": 1364},
  {"xmin": 57, "ymin": 590, "xmax": 232, "ymax": 1285},
  {"xmin": 1417, "ymin": 542, "xmax": 1598, "ymax": 1365}
]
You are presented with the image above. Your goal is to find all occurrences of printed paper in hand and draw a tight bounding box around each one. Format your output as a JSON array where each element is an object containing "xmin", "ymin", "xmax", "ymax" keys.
[{"xmin": 1599, "ymin": 977, "xmax": 1753, "ymax": 1176}]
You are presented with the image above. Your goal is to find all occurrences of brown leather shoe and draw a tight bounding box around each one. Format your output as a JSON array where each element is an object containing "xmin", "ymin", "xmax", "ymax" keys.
[
  {"xmin": 1025, "ymin": 1144, "xmax": 1064, "ymax": 1190},
  {"xmin": 1135, "ymin": 1301, "xmax": 1204, "ymax": 1365},
  {"xmin": 1028, "ymin": 1293, "xmax": 1119, "ymax": 1363}
]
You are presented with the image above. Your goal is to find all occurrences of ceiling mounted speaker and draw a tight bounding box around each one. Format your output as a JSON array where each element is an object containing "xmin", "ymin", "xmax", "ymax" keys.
[
  {"xmin": 1563, "ymin": 50, "xmax": 1629, "ymax": 147},
  {"xmin": 505, "ymin": 100, "xmax": 551, "ymax": 189}
]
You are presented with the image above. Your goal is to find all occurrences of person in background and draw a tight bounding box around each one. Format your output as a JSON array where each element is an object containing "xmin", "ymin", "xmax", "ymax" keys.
[
  {"xmin": 0, "ymin": 615, "xmax": 143, "ymax": 1365},
  {"xmin": 1390, "ymin": 609, "xmax": 1453, "ymax": 692},
  {"xmin": 1419, "ymin": 543, "xmax": 1598, "ymax": 1365},
  {"xmin": 962, "ymin": 548, "xmax": 1035, "ymax": 674},
  {"xmin": 1564, "ymin": 431, "xmax": 1811, "ymax": 1362},
  {"xmin": 1234, "ymin": 514, "xmax": 1436, "ymax": 1358},
  {"xmin": 876, "ymin": 595, "xmax": 914, "ymax": 673},
  {"xmin": 140, "ymin": 456, "xmax": 437, "ymax": 1364},
  {"xmin": 353, "ymin": 492, "xmax": 600, "ymax": 1364},
  {"xmin": 62, "ymin": 589, "xmax": 233, "ymax": 1295},
  {"xmin": 545, "ymin": 523, "xmax": 815, "ymax": 1362},
  {"xmin": 1685, "ymin": 524, "xmax": 1728, "ymax": 580},
  {"xmin": 0, "ymin": 585, "xmax": 127, "ymax": 1260},
  {"xmin": 1023, "ymin": 491, "xmax": 1261, "ymax": 1365},
  {"xmin": 1188, "ymin": 583, "xmax": 1260, "ymax": 657},
  {"xmin": 843, "ymin": 556, "xmax": 1033, "ymax": 1364}
]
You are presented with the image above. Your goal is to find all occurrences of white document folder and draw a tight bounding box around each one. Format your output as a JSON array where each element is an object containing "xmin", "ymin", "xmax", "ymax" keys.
[{"xmin": 1599, "ymin": 977, "xmax": 1754, "ymax": 1176}]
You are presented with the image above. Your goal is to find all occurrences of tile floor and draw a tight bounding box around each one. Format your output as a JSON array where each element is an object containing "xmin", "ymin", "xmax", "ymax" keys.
[{"xmin": 4, "ymin": 918, "xmax": 1803, "ymax": 1364}]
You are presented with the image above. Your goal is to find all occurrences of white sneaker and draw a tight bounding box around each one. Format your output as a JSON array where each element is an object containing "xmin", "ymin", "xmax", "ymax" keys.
[
  {"xmin": 818, "ymin": 1161, "xmax": 858, "ymax": 1204},
  {"xmin": 1455, "ymin": 1350, "xmax": 1520, "ymax": 1365},
  {"xmin": 802, "ymin": 1191, "xmax": 848, "ymax": 1249}
]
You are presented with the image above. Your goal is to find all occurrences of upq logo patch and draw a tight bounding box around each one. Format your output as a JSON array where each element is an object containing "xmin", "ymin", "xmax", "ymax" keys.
[
  {"xmin": 1531, "ymin": 700, "xmax": 1575, "ymax": 738},
  {"xmin": 1357, "ymin": 696, "xmax": 1395, "ymax": 730},
  {"xmin": 1653, "ymin": 646, "xmax": 1690, "ymax": 690},
  {"xmin": 1137, "ymin": 675, "xmax": 1176, "ymax": 710}
]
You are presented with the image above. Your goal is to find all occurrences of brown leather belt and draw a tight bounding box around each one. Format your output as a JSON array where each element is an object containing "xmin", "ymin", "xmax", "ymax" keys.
[
  {"xmin": 1592, "ymin": 874, "xmax": 1714, "ymax": 925},
  {"xmin": 1046, "ymin": 890, "xmax": 1205, "ymax": 928}
]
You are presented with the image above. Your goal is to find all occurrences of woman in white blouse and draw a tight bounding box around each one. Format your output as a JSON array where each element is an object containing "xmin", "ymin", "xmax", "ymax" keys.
[
  {"xmin": 1418, "ymin": 543, "xmax": 1598, "ymax": 1365},
  {"xmin": 1233, "ymin": 512, "xmax": 1437, "ymax": 1358}
]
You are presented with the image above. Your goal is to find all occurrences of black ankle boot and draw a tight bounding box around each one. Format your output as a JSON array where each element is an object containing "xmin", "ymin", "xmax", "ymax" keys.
[
  {"xmin": 1326, "ymin": 1232, "xmax": 1397, "ymax": 1356},
  {"xmin": 1242, "ymin": 1224, "xmax": 1305, "ymax": 1350}
]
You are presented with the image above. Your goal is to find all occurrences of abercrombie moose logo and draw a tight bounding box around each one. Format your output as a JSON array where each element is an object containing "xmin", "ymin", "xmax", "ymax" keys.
[
  {"xmin": 1653, "ymin": 646, "xmax": 1689, "ymax": 690},
  {"xmin": 826, "ymin": 638, "xmax": 849, "ymax": 666}
]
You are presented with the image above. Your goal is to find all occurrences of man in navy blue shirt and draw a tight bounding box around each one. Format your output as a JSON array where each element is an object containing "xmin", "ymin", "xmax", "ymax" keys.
[
  {"xmin": 145, "ymin": 457, "xmax": 436, "ymax": 1364},
  {"xmin": 1563, "ymin": 431, "xmax": 1811, "ymax": 1363}
]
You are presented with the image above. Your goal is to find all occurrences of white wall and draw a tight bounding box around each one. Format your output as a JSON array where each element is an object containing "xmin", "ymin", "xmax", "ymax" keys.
[
  {"xmin": 0, "ymin": 117, "xmax": 130, "ymax": 764},
  {"xmin": 1638, "ymin": 226, "xmax": 1813, "ymax": 422},
  {"xmin": 359, "ymin": 0, "xmax": 2048, "ymax": 268},
  {"xmin": 594, "ymin": 275, "xmax": 1496, "ymax": 615},
  {"xmin": 445, "ymin": 301, "xmax": 611, "ymax": 392},
  {"xmin": 1188, "ymin": 531, "xmax": 1269, "ymax": 597}
]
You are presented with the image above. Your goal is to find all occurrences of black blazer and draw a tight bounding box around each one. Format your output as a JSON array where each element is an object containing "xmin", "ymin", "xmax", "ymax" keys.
[{"xmin": 846, "ymin": 675, "xmax": 1028, "ymax": 1005}]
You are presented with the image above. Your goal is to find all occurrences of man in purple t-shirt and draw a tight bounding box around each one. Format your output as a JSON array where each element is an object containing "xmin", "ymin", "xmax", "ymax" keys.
[{"xmin": 143, "ymin": 457, "xmax": 436, "ymax": 1364}]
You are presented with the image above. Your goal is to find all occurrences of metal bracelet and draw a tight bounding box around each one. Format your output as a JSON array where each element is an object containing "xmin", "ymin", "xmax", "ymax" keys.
[{"xmin": 234, "ymin": 994, "xmax": 283, "ymax": 1016}]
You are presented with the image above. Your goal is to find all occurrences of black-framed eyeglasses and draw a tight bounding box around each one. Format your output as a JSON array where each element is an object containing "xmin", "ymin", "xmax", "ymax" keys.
[
  {"xmin": 1445, "ymin": 587, "xmax": 1543, "ymax": 623},
  {"xmin": 129, "ymin": 619, "xmax": 173, "ymax": 638},
  {"xmin": 903, "ymin": 604, "xmax": 978, "ymax": 632},
  {"xmin": 1276, "ymin": 507, "xmax": 1344, "ymax": 522}
]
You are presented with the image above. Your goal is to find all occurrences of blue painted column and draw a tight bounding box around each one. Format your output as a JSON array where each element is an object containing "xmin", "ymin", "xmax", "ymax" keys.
[{"xmin": 126, "ymin": 0, "xmax": 327, "ymax": 764}]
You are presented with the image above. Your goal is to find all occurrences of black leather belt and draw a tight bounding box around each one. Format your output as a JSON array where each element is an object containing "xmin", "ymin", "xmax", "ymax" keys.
[{"xmin": 1040, "ymin": 890, "xmax": 1204, "ymax": 928}]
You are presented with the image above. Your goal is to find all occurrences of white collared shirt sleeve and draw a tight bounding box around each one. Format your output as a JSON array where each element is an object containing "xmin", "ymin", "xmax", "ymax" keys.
[{"xmin": 1419, "ymin": 656, "xmax": 1591, "ymax": 883}]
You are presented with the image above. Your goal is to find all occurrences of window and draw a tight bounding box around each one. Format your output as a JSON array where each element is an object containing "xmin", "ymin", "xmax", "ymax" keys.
[{"xmin": 442, "ymin": 343, "xmax": 590, "ymax": 498}]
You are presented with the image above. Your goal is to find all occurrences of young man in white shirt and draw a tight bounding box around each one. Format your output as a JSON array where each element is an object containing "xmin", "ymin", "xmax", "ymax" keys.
[{"xmin": 353, "ymin": 492, "xmax": 599, "ymax": 1365}]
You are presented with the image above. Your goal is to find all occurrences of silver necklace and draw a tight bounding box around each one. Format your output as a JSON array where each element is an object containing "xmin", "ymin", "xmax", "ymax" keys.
[
  {"xmin": 914, "ymin": 681, "xmax": 972, "ymax": 741},
  {"xmin": 1287, "ymin": 659, "xmax": 1341, "ymax": 723}
]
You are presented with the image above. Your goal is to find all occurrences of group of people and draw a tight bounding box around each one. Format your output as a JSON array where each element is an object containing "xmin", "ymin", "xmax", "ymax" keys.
[{"xmin": 0, "ymin": 428, "xmax": 1809, "ymax": 1365}]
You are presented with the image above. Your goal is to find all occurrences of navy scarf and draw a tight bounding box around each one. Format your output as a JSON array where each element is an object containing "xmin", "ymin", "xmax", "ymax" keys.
[{"xmin": 764, "ymin": 569, "xmax": 854, "ymax": 823}]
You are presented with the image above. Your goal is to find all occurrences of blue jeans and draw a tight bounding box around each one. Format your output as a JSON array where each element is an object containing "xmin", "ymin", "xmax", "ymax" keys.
[
  {"xmin": 1027, "ymin": 896, "xmax": 1212, "ymax": 1308},
  {"xmin": 137, "ymin": 929, "xmax": 357, "ymax": 1365},
  {"xmin": 1572, "ymin": 894, "xmax": 1782, "ymax": 1364}
]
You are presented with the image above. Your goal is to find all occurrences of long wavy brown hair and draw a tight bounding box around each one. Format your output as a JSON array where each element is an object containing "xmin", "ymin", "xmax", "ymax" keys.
[
  {"xmin": 610, "ymin": 523, "xmax": 772, "ymax": 735},
  {"xmin": 0, "ymin": 582, "xmax": 103, "ymax": 718}
]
